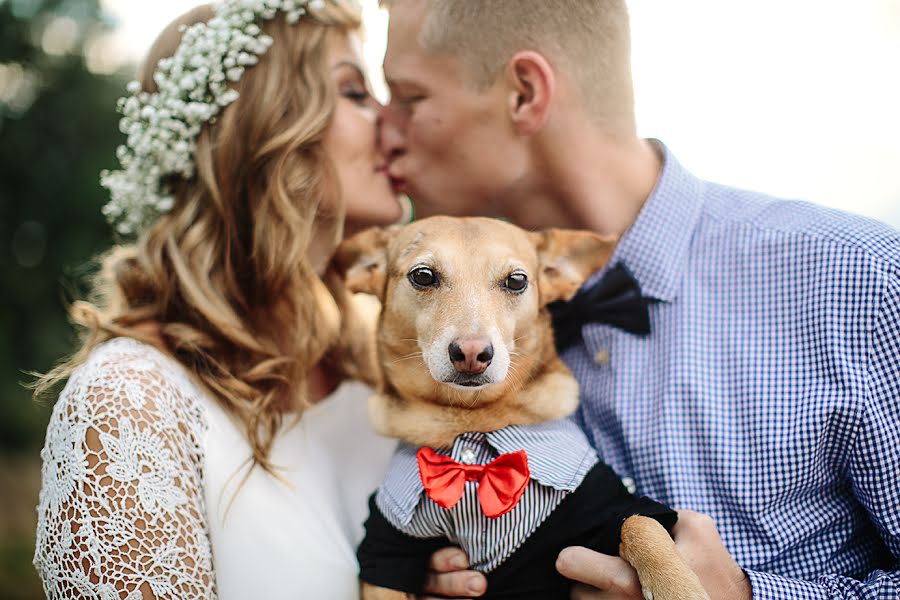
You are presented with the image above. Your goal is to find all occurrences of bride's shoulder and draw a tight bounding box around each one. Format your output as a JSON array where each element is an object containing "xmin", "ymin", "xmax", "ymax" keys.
[{"xmin": 50, "ymin": 337, "xmax": 208, "ymax": 439}]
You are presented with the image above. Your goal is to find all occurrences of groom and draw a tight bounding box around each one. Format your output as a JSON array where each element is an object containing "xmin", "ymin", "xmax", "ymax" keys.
[{"xmin": 378, "ymin": 1, "xmax": 900, "ymax": 599}]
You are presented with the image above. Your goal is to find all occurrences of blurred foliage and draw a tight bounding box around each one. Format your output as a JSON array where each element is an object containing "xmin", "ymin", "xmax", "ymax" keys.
[
  {"xmin": 1, "ymin": 0, "xmax": 123, "ymax": 452},
  {"xmin": 1, "ymin": 0, "xmax": 131, "ymax": 596}
]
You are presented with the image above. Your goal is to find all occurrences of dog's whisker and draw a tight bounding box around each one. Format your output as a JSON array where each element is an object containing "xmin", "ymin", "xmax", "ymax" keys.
[
  {"xmin": 389, "ymin": 352, "xmax": 424, "ymax": 364},
  {"xmin": 512, "ymin": 332, "xmax": 534, "ymax": 344},
  {"xmin": 506, "ymin": 372, "xmax": 523, "ymax": 391},
  {"xmin": 506, "ymin": 362, "xmax": 527, "ymax": 389},
  {"xmin": 466, "ymin": 388, "xmax": 481, "ymax": 408}
]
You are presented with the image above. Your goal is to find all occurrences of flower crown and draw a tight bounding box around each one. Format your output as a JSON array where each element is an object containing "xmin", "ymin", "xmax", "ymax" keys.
[{"xmin": 100, "ymin": 0, "xmax": 345, "ymax": 236}]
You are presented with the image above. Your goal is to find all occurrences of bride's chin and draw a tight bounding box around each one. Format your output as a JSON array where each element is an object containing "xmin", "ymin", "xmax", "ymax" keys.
[
  {"xmin": 342, "ymin": 219, "xmax": 372, "ymax": 238},
  {"xmin": 343, "ymin": 197, "xmax": 410, "ymax": 236}
]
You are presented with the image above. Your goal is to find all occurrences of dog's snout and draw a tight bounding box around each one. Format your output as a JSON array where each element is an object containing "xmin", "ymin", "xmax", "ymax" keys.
[{"xmin": 448, "ymin": 338, "xmax": 494, "ymax": 375}]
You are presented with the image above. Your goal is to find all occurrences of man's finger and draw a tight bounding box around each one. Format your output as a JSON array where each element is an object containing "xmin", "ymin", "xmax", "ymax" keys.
[
  {"xmin": 420, "ymin": 570, "xmax": 486, "ymax": 598},
  {"xmin": 556, "ymin": 546, "xmax": 641, "ymax": 595},
  {"xmin": 571, "ymin": 582, "xmax": 614, "ymax": 600},
  {"xmin": 428, "ymin": 546, "xmax": 470, "ymax": 573}
]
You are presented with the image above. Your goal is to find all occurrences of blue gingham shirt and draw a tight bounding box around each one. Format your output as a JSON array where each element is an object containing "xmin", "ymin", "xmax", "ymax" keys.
[
  {"xmin": 566, "ymin": 143, "xmax": 900, "ymax": 599},
  {"xmin": 375, "ymin": 419, "xmax": 599, "ymax": 572}
]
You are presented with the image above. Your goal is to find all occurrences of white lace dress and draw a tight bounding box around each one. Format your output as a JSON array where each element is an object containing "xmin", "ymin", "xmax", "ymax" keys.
[{"xmin": 33, "ymin": 337, "xmax": 397, "ymax": 599}]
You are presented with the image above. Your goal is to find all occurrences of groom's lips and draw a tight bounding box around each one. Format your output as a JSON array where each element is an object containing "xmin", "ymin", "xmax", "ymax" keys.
[{"xmin": 389, "ymin": 175, "xmax": 406, "ymax": 194}]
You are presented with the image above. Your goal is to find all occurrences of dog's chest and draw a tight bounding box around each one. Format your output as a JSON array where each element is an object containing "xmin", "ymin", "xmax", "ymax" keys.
[
  {"xmin": 376, "ymin": 424, "xmax": 600, "ymax": 572},
  {"xmin": 422, "ymin": 453, "xmax": 568, "ymax": 572}
]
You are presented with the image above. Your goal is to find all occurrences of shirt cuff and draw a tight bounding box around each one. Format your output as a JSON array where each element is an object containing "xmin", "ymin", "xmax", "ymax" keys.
[{"xmin": 746, "ymin": 569, "xmax": 829, "ymax": 600}]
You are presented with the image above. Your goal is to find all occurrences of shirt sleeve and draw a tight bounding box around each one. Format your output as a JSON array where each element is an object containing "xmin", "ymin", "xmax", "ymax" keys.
[
  {"xmin": 746, "ymin": 270, "xmax": 900, "ymax": 599},
  {"xmin": 357, "ymin": 494, "xmax": 451, "ymax": 594},
  {"xmin": 33, "ymin": 352, "xmax": 216, "ymax": 599}
]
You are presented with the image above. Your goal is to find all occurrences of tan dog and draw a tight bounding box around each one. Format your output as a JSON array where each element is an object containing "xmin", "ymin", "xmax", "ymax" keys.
[{"xmin": 334, "ymin": 216, "xmax": 709, "ymax": 600}]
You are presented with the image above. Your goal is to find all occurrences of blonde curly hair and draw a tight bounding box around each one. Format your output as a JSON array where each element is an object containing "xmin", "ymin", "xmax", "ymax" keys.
[{"xmin": 36, "ymin": 1, "xmax": 372, "ymax": 475}]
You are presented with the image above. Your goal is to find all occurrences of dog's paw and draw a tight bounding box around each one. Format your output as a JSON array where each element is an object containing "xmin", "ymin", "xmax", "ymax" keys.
[{"xmin": 620, "ymin": 516, "xmax": 710, "ymax": 600}]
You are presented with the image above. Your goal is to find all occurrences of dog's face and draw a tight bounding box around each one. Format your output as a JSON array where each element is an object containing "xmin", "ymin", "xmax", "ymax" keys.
[
  {"xmin": 334, "ymin": 216, "xmax": 614, "ymax": 407},
  {"xmin": 372, "ymin": 218, "xmax": 538, "ymax": 390}
]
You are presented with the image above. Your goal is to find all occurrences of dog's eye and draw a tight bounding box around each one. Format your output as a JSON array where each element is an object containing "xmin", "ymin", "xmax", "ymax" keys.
[
  {"xmin": 504, "ymin": 272, "xmax": 528, "ymax": 293},
  {"xmin": 408, "ymin": 267, "xmax": 438, "ymax": 288}
]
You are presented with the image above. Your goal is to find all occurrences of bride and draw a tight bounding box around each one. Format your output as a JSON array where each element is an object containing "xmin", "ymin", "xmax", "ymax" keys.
[{"xmin": 31, "ymin": 1, "xmax": 467, "ymax": 598}]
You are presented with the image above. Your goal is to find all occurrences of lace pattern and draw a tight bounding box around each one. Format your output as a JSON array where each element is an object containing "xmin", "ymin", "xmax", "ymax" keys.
[{"xmin": 34, "ymin": 338, "xmax": 216, "ymax": 599}]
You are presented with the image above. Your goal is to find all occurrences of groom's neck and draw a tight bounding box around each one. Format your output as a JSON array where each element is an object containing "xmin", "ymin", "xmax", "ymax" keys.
[{"xmin": 503, "ymin": 131, "xmax": 662, "ymax": 237}]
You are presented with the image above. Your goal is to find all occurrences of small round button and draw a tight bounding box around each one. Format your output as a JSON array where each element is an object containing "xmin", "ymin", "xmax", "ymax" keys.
[
  {"xmin": 621, "ymin": 476, "xmax": 636, "ymax": 494},
  {"xmin": 594, "ymin": 349, "xmax": 610, "ymax": 366},
  {"xmin": 459, "ymin": 448, "xmax": 477, "ymax": 464}
]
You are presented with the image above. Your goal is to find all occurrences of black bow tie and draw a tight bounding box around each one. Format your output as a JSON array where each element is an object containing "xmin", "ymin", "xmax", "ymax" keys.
[{"xmin": 548, "ymin": 263, "xmax": 655, "ymax": 352}]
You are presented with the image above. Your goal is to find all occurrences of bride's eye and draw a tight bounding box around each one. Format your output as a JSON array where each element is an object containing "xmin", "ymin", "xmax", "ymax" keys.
[{"xmin": 341, "ymin": 84, "xmax": 370, "ymax": 104}]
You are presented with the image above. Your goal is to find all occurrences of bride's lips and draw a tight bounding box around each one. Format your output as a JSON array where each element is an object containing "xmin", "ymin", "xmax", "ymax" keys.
[
  {"xmin": 375, "ymin": 164, "xmax": 406, "ymax": 194},
  {"xmin": 375, "ymin": 164, "xmax": 396, "ymax": 185}
]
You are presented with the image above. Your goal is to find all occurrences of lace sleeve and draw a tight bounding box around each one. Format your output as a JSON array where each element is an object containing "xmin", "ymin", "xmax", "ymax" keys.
[{"xmin": 33, "ymin": 342, "xmax": 216, "ymax": 599}]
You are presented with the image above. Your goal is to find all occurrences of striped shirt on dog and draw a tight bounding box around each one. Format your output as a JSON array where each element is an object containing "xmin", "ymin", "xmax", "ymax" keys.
[
  {"xmin": 359, "ymin": 417, "xmax": 677, "ymax": 597},
  {"xmin": 374, "ymin": 418, "xmax": 597, "ymax": 572}
]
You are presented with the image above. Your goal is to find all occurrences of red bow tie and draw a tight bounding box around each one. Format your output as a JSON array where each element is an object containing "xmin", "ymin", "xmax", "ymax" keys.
[{"xmin": 416, "ymin": 446, "xmax": 530, "ymax": 519}]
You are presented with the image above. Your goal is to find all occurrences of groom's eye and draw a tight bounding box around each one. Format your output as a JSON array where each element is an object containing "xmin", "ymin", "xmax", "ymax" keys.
[
  {"xmin": 395, "ymin": 94, "xmax": 424, "ymax": 106},
  {"xmin": 388, "ymin": 88, "xmax": 426, "ymax": 108}
]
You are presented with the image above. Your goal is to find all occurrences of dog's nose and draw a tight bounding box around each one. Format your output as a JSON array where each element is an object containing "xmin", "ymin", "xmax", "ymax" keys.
[{"xmin": 448, "ymin": 338, "xmax": 494, "ymax": 375}]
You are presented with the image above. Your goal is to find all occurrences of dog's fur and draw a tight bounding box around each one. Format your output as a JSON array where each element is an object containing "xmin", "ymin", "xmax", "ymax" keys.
[{"xmin": 333, "ymin": 216, "xmax": 709, "ymax": 600}]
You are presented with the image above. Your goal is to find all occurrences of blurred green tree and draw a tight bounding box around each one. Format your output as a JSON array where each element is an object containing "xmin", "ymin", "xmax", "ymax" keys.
[
  {"xmin": 1, "ymin": 0, "xmax": 124, "ymax": 450},
  {"xmin": 0, "ymin": 0, "xmax": 130, "ymax": 597}
]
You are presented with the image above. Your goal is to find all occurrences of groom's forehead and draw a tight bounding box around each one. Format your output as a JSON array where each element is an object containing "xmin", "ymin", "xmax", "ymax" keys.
[
  {"xmin": 384, "ymin": 0, "xmax": 427, "ymax": 43},
  {"xmin": 383, "ymin": 0, "xmax": 429, "ymax": 68},
  {"xmin": 383, "ymin": 38, "xmax": 466, "ymax": 93}
]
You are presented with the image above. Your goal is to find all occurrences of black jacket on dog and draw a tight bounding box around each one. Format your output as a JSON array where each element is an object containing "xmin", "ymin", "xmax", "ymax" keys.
[{"xmin": 357, "ymin": 419, "xmax": 676, "ymax": 599}]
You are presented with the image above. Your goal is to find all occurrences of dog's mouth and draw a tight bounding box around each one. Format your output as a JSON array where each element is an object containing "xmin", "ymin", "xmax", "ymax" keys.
[{"xmin": 443, "ymin": 373, "xmax": 492, "ymax": 388}]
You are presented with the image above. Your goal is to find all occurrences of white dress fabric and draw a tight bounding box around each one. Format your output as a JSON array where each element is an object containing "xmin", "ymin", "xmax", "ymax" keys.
[{"xmin": 33, "ymin": 337, "xmax": 396, "ymax": 599}]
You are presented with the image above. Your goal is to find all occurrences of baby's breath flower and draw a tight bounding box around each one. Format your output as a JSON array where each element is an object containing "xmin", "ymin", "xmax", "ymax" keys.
[{"xmin": 100, "ymin": 0, "xmax": 360, "ymax": 237}]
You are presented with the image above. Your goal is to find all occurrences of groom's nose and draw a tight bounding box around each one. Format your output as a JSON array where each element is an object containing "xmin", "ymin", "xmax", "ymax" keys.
[{"xmin": 378, "ymin": 103, "xmax": 406, "ymax": 161}]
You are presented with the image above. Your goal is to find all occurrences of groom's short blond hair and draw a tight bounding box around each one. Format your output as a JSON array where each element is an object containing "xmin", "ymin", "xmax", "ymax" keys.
[{"xmin": 385, "ymin": 0, "xmax": 635, "ymax": 130}]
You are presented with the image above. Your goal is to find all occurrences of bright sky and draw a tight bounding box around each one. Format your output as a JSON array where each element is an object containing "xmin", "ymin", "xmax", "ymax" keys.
[{"xmin": 100, "ymin": 0, "xmax": 900, "ymax": 228}]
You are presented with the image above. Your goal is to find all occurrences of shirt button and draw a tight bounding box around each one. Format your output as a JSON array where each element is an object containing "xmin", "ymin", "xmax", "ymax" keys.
[
  {"xmin": 459, "ymin": 448, "xmax": 477, "ymax": 464},
  {"xmin": 594, "ymin": 349, "xmax": 610, "ymax": 366},
  {"xmin": 621, "ymin": 476, "xmax": 636, "ymax": 494}
]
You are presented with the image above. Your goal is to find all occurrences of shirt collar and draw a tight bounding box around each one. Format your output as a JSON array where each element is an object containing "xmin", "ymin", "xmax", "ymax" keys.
[
  {"xmin": 485, "ymin": 420, "xmax": 598, "ymax": 490},
  {"xmin": 378, "ymin": 418, "xmax": 598, "ymax": 526},
  {"xmin": 587, "ymin": 141, "xmax": 706, "ymax": 303}
]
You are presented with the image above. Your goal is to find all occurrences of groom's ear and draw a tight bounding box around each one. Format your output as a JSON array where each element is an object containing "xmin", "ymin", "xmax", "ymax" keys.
[
  {"xmin": 331, "ymin": 226, "xmax": 399, "ymax": 299},
  {"xmin": 505, "ymin": 50, "xmax": 555, "ymax": 135}
]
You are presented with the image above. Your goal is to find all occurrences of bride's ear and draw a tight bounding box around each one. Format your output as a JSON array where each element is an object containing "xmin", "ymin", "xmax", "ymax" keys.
[{"xmin": 331, "ymin": 226, "xmax": 399, "ymax": 299}]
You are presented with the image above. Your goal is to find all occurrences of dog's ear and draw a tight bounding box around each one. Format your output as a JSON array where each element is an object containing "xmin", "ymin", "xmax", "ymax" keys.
[
  {"xmin": 331, "ymin": 226, "xmax": 397, "ymax": 298},
  {"xmin": 530, "ymin": 229, "xmax": 618, "ymax": 305}
]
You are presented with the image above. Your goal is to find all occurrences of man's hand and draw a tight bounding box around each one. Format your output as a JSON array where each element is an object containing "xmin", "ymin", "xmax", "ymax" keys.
[
  {"xmin": 419, "ymin": 547, "xmax": 487, "ymax": 599},
  {"xmin": 557, "ymin": 548, "xmax": 642, "ymax": 600},
  {"xmin": 556, "ymin": 510, "xmax": 752, "ymax": 600}
]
